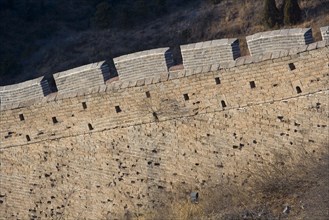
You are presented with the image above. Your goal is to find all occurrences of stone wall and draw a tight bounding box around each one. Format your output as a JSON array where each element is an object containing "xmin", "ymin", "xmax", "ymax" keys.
[
  {"xmin": 113, "ymin": 48, "xmax": 174, "ymax": 82},
  {"xmin": 0, "ymin": 76, "xmax": 51, "ymax": 108},
  {"xmin": 53, "ymin": 61, "xmax": 109, "ymax": 94},
  {"xmin": 246, "ymin": 28, "xmax": 313, "ymax": 56},
  {"xmin": 320, "ymin": 26, "xmax": 329, "ymax": 41},
  {"xmin": 0, "ymin": 28, "xmax": 328, "ymax": 219},
  {"xmin": 1, "ymin": 91, "xmax": 328, "ymax": 219},
  {"xmin": 180, "ymin": 38, "xmax": 240, "ymax": 70},
  {"xmin": 1, "ymin": 42, "xmax": 327, "ymax": 148}
]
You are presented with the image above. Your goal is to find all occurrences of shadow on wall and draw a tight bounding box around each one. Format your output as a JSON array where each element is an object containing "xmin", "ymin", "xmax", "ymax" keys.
[
  {"xmin": 43, "ymin": 75, "xmax": 58, "ymax": 94},
  {"xmin": 41, "ymin": 77, "xmax": 52, "ymax": 96},
  {"xmin": 105, "ymin": 60, "xmax": 118, "ymax": 81}
]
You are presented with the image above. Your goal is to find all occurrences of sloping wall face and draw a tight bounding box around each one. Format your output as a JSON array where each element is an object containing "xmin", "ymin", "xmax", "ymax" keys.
[
  {"xmin": 1, "ymin": 92, "xmax": 328, "ymax": 219},
  {"xmin": 0, "ymin": 47, "xmax": 328, "ymax": 219},
  {"xmin": 0, "ymin": 77, "xmax": 50, "ymax": 107}
]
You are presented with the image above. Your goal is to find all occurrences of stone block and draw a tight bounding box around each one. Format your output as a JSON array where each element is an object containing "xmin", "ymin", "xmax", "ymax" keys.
[
  {"xmin": 53, "ymin": 61, "xmax": 108, "ymax": 94},
  {"xmin": 0, "ymin": 76, "xmax": 51, "ymax": 107},
  {"xmin": 113, "ymin": 48, "xmax": 173, "ymax": 83},
  {"xmin": 246, "ymin": 28, "xmax": 313, "ymax": 56},
  {"xmin": 181, "ymin": 38, "xmax": 240, "ymax": 70}
]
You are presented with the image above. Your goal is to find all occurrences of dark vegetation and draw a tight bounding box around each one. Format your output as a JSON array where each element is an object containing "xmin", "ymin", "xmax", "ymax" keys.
[
  {"xmin": 264, "ymin": 0, "xmax": 302, "ymax": 27},
  {"xmin": 0, "ymin": 0, "xmax": 328, "ymax": 85},
  {"xmin": 264, "ymin": 0, "xmax": 282, "ymax": 28},
  {"xmin": 283, "ymin": 0, "xmax": 302, "ymax": 25}
]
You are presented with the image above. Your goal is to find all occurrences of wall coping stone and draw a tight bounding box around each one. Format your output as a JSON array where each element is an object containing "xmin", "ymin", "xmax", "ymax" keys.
[
  {"xmin": 246, "ymin": 28, "xmax": 311, "ymax": 42},
  {"xmin": 0, "ymin": 76, "xmax": 46, "ymax": 92},
  {"xmin": 180, "ymin": 38, "xmax": 238, "ymax": 51},
  {"xmin": 53, "ymin": 61, "xmax": 106, "ymax": 79},
  {"xmin": 113, "ymin": 47, "xmax": 171, "ymax": 63}
]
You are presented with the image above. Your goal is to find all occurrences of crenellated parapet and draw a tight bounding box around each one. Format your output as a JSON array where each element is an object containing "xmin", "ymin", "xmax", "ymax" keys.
[
  {"xmin": 180, "ymin": 38, "xmax": 240, "ymax": 70},
  {"xmin": 0, "ymin": 76, "xmax": 51, "ymax": 108},
  {"xmin": 53, "ymin": 61, "xmax": 109, "ymax": 94},
  {"xmin": 0, "ymin": 26, "xmax": 328, "ymax": 111},
  {"xmin": 0, "ymin": 38, "xmax": 328, "ymax": 148},
  {"xmin": 246, "ymin": 28, "xmax": 313, "ymax": 56},
  {"xmin": 113, "ymin": 47, "xmax": 173, "ymax": 82},
  {"xmin": 320, "ymin": 26, "xmax": 329, "ymax": 41}
]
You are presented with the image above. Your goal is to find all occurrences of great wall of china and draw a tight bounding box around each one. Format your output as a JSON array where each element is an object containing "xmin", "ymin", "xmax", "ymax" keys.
[{"xmin": 0, "ymin": 26, "xmax": 328, "ymax": 219}]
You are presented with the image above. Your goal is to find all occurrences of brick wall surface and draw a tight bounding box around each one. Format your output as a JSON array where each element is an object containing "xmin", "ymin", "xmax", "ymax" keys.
[
  {"xmin": 53, "ymin": 61, "xmax": 108, "ymax": 94},
  {"xmin": 180, "ymin": 38, "xmax": 240, "ymax": 70},
  {"xmin": 0, "ymin": 28, "xmax": 328, "ymax": 219},
  {"xmin": 0, "ymin": 76, "xmax": 50, "ymax": 107},
  {"xmin": 246, "ymin": 28, "xmax": 313, "ymax": 56},
  {"xmin": 113, "ymin": 48, "xmax": 174, "ymax": 82}
]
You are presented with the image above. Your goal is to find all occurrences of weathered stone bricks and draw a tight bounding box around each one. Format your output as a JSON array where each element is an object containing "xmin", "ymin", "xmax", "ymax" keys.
[
  {"xmin": 0, "ymin": 76, "xmax": 51, "ymax": 108},
  {"xmin": 53, "ymin": 61, "xmax": 108, "ymax": 94},
  {"xmin": 180, "ymin": 38, "xmax": 240, "ymax": 70},
  {"xmin": 0, "ymin": 46, "xmax": 327, "ymax": 149},
  {"xmin": 246, "ymin": 28, "xmax": 313, "ymax": 56},
  {"xmin": 113, "ymin": 48, "xmax": 174, "ymax": 82}
]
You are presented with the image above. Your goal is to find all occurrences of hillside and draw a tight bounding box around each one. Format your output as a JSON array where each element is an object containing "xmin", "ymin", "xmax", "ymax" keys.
[{"xmin": 0, "ymin": 0, "xmax": 328, "ymax": 85}]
